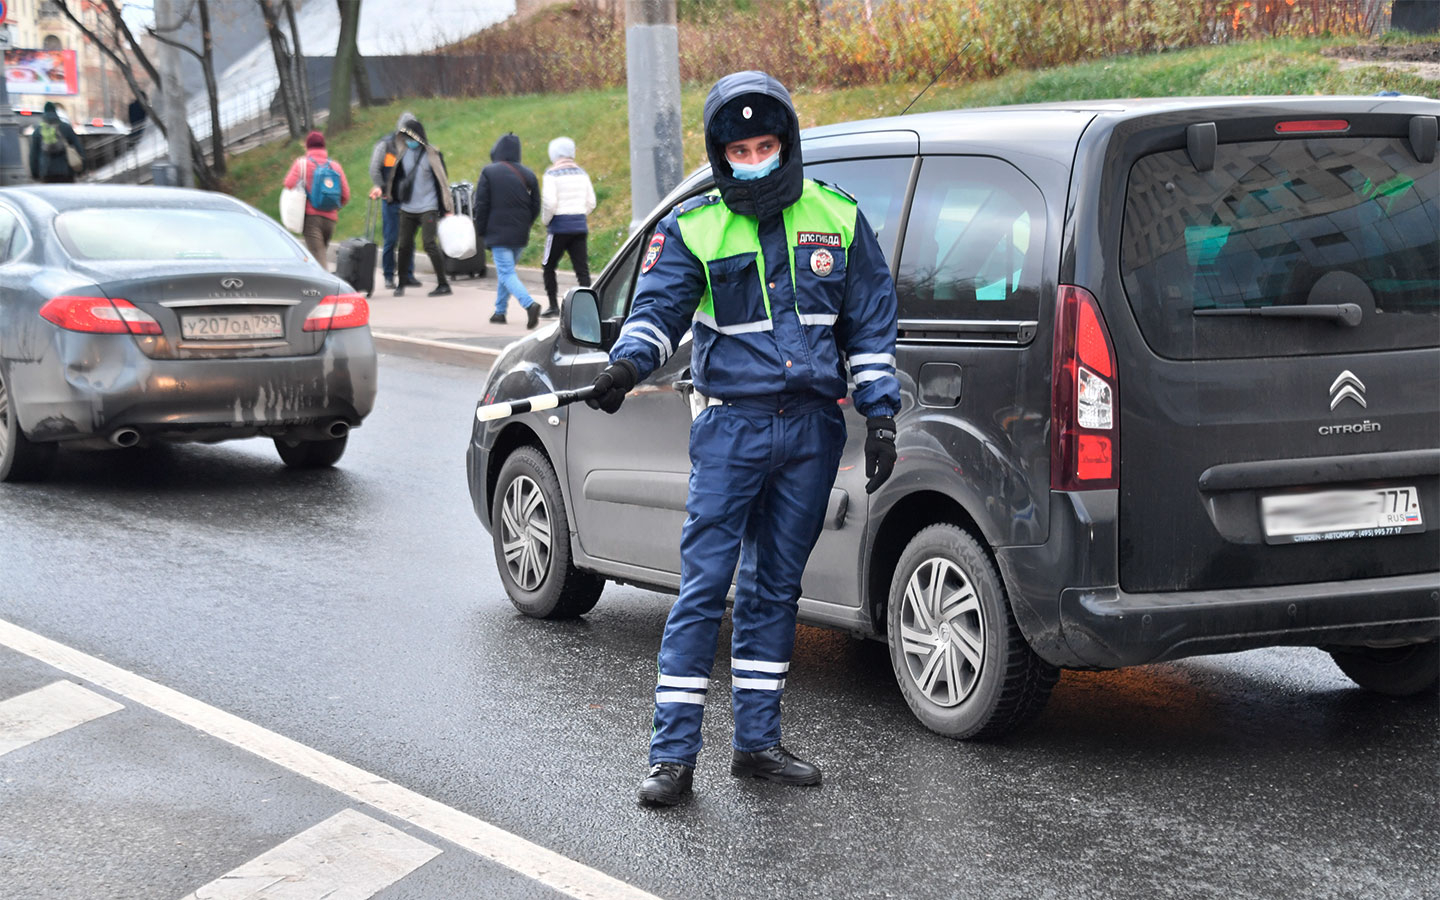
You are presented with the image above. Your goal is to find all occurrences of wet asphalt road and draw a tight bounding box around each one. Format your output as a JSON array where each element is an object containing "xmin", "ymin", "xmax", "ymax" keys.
[{"xmin": 1, "ymin": 353, "xmax": 1436, "ymax": 900}]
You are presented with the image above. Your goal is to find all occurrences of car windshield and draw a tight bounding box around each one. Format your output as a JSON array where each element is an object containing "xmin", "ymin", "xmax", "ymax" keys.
[{"xmin": 54, "ymin": 208, "xmax": 304, "ymax": 261}]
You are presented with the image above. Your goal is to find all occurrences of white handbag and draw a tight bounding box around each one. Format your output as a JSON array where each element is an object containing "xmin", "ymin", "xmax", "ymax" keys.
[
  {"xmin": 279, "ymin": 158, "xmax": 307, "ymax": 233},
  {"xmin": 438, "ymin": 213, "xmax": 477, "ymax": 260}
]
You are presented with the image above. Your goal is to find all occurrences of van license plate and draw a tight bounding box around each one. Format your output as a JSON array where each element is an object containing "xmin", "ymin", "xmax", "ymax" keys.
[
  {"xmin": 181, "ymin": 312, "xmax": 284, "ymax": 341},
  {"xmin": 1261, "ymin": 487, "xmax": 1424, "ymax": 544}
]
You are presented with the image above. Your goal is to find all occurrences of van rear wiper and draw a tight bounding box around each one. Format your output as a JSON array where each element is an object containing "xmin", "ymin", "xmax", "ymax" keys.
[{"xmin": 1194, "ymin": 303, "xmax": 1363, "ymax": 327}]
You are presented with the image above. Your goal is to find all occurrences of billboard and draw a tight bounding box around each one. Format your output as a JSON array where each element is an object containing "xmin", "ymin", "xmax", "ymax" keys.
[{"xmin": 5, "ymin": 49, "xmax": 79, "ymax": 95}]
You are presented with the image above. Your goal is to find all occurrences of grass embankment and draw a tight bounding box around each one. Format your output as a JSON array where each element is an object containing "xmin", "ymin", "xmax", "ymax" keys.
[{"xmin": 227, "ymin": 36, "xmax": 1438, "ymax": 268}]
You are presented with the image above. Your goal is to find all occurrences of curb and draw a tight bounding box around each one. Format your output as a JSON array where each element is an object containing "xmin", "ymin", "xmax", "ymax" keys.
[{"xmin": 372, "ymin": 332, "xmax": 501, "ymax": 369}]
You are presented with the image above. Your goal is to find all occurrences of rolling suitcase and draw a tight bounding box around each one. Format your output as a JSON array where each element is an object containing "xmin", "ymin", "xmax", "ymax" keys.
[
  {"xmin": 442, "ymin": 181, "xmax": 487, "ymax": 279},
  {"xmin": 336, "ymin": 198, "xmax": 379, "ymax": 296}
]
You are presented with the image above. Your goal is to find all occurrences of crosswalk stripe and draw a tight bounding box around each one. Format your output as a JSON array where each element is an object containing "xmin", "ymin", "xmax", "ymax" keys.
[
  {"xmin": 179, "ymin": 808, "xmax": 440, "ymax": 900},
  {"xmin": 0, "ymin": 617, "xmax": 663, "ymax": 900},
  {"xmin": 0, "ymin": 680, "xmax": 123, "ymax": 758}
]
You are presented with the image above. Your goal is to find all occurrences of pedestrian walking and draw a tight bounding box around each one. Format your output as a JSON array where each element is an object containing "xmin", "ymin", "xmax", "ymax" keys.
[
  {"xmin": 28, "ymin": 102, "xmax": 85, "ymax": 184},
  {"xmin": 126, "ymin": 94, "xmax": 147, "ymax": 150},
  {"xmin": 282, "ymin": 131, "xmax": 351, "ymax": 269},
  {"xmin": 384, "ymin": 117, "xmax": 454, "ymax": 297},
  {"xmin": 474, "ymin": 133, "xmax": 541, "ymax": 328},
  {"xmin": 538, "ymin": 135, "xmax": 596, "ymax": 318},
  {"xmin": 367, "ymin": 112, "xmax": 421, "ymax": 290},
  {"xmin": 588, "ymin": 71, "xmax": 900, "ymax": 807}
]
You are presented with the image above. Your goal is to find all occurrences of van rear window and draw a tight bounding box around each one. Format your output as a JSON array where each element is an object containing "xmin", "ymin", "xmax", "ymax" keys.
[{"xmin": 1120, "ymin": 137, "xmax": 1438, "ymax": 359}]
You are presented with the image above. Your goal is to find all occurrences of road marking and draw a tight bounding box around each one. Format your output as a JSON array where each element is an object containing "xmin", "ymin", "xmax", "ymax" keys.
[
  {"xmin": 179, "ymin": 808, "xmax": 440, "ymax": 900},
  {"xmin": 0, "ymin": 618, "xmax": 662, "ymax": 900},
  {"xmin": 0, "ymin": 679, "xmax": 123, "ymax": 758}
]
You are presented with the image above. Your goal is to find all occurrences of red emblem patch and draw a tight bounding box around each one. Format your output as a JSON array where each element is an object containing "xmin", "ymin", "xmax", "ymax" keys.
[
  {"xmin": 809, "ymin": 248, "xmax": 834, "ymax": 277},
  {"xmin": 641, "ymin": 233, "xmax": 666, "ymax": 273}
]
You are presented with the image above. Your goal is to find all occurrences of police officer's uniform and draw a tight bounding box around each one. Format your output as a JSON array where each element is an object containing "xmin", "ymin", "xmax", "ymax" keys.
[{"xmin": 589, "ymin": 71, "xmax": 901, "ymax": 805}]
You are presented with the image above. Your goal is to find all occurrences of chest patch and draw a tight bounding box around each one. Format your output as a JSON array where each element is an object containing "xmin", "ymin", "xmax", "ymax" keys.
[
  {"xmin": 797, "ymin": 231, "xmax": 842, "ymax": 248},
  {"xmin": 809, "ymin": 248, "xmax": 835, "ymax": 277},
  {"xmin": 641, "ymin": 233, "xmax": 665, "ymax": 273}
]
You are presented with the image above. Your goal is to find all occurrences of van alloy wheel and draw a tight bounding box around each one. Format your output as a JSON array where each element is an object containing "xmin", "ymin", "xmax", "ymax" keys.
[
  {"xmin": 500, "ymin": 473, "xmax": 552, "ymax": 591},
  {"xmin": 898, "ymin": 557, "xmax": 986, "ymax": 708}
]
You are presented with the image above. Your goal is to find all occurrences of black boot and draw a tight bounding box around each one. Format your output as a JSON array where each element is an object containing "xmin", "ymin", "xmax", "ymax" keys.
[
  {"xmin": 731, "ymin": 745, "xmax": 821, "ymax": 786},
  {"xmin": 540, "ymin": 305, "xmax": 559, "ymax": 319},
  {"xmin": 637, "ymin": 762, "xmax": 694, "ymax": 806},
  {"xmin": 526, "ymin": 303, "xmax": 541, "ymax": 330}
]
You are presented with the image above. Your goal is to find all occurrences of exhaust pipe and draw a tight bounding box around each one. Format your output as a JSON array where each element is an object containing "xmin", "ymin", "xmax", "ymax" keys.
[
  {"xmin": 109, "ymin": 428, "xmax": 141, "ymax": 448},
  {"xmin": 327, "ymin": 420, "xmax": 350, "ymax": 439}
]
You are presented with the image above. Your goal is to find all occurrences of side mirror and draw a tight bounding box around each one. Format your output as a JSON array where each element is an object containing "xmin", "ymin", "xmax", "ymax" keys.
[{"xmin": 563, "ymin": 287, "xmax": 603, "ymax": 347}]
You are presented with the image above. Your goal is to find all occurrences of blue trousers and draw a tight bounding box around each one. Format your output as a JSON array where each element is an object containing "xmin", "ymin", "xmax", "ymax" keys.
[
  {"xmin": 649, "ymin": 399, "xmax": 847, "ymax": 767},
  {"xmin": 491, "ymin": 246, "xmax": 537, "ymax": 316},
  {"xmin": 380, "ymin": 199, "xmax": 414, "ymax": 282}
]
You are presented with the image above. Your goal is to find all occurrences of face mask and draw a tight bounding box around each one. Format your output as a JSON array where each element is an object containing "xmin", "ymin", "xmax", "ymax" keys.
[
  {"xmin": 729, "ymin": 149, "xmax": 780, "ymax": 181},
  {"xmin": 405, "ymin": 139, "xmax": 420, "ymax": 150}
]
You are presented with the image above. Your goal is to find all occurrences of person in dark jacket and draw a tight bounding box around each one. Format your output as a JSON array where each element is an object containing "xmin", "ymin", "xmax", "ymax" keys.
[
  {"xmin": 367, "ymin": 111, "xmax": 420, "ymax": 290},
  {"xmin": 474, "ymin": 133, "xmax": 542, "ymax": 329},
  {"xmin": 29, "ymin": 102, "xmax": 85, "ymax": 183},
  {"xmin": 383, "ymin": 116, "xmax": 454, "ymax": 297}
]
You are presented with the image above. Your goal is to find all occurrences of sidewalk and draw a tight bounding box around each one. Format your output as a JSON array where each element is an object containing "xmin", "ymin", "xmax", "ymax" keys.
[{"xmin": 338, "ymin": 248, "xmax": 577, "ymax": 369}]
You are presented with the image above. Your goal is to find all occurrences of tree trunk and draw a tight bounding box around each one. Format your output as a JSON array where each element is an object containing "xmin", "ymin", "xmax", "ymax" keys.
[
  {"xmin": 257, "ymin": 0, "xmax": 302, "ymax": 140},
  {"xmin": 353, "ymin": 52, "xmax": 373, "ymax": 108},
  {"xmin": 197, "ymin": 0, "xmax": 227, "ymax": 175},
  {"xmin": 329, "ymin": 0, "xmax": 363, "ymax": 131},
  {"xmin": 282, "ymin": 0, "xmax": 313, "ymax": 130}
]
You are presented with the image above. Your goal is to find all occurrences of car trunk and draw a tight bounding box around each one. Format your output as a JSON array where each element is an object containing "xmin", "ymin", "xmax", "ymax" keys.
[
  {"xmin": 1111, "ymin": 114, "xmax": 1440, "ymax": 593},
  {"xmin": 71, "ymin": 262, "xmax": 333, "ymax": 360}
]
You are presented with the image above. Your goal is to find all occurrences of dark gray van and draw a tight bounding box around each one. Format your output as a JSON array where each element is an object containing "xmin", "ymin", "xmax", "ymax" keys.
[{"xmin": 467, "ymin": 96, "xmax": 1440, "ymax": 739}]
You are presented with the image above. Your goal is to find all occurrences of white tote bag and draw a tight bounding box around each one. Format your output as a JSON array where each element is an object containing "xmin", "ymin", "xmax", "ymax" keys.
[
  {"xmin": 438, "ymin": 213, "xmax": 477, "ymax": 260},
  {"xmin": 279, "ymin": 158, "xmax": 307, "ymax": 233}
]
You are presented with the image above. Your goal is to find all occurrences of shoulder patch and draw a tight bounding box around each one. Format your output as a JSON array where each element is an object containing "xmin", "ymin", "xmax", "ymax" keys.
[
  {"xmin": 675, "ymin": 192, "xmax": 722, "ymax": 217},
  {"xmin": 640, "ymin": 232, "xmax": 666, "ymax": 273},
  {"xmin": 813, "ymin": 179, "xmax": 858, "ymax": 204}
]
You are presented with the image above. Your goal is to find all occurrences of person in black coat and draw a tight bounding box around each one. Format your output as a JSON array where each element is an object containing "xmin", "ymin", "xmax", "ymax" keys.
[{"xmin": 474, "ymin": 133, "xmax": 542, "ymax": 328}]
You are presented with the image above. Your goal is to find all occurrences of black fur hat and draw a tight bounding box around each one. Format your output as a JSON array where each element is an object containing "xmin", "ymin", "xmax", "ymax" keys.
[{"xmin": 709, "ymin": 93, "xmax": 791, "ymax": 147}]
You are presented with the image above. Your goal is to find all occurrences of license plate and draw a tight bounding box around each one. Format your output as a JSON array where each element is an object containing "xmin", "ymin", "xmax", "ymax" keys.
[
  {"xmin": 1261, "ymin": 486, "xmax": 1425, "ymax": 544},
  {"xmin": 181, "ymin": 312, "xmax": 284, "ymax": 341}
]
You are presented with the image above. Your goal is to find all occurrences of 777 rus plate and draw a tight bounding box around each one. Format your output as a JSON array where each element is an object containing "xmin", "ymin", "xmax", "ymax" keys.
[{"xmin": 1261, "ymin": 486, "xmax": 1425, "ymax": 544}]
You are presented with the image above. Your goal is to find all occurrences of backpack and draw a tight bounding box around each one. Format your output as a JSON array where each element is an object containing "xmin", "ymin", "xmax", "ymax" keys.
[
  {"xmin": 39, "ymin": 122, "xmax": 65, "ymax": 156},
  {"xmin": 306, "ymin": 158, "xmax": 343, "ymax": 212}
]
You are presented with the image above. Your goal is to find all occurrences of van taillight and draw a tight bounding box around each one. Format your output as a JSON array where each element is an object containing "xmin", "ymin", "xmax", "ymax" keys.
[
  {"xmin": 39, "ymin": 296, "xmax": 161, "ymax": 335},
  {"xmin": 1051, "ymin": 284, "xmax": 1117, "ymax": 491}
]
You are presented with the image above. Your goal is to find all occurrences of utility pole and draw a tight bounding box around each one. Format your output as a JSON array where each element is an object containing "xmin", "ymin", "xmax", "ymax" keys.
[
  {"xmin": 625, "ymin": 0, "xmax": 682, "ymax": 234},
  {"xmin": 0, "ymin": 12, "xmax": 26, "ymax": 186},
  {"xmin": 154, "ymin": 0, "xmax": 192, "ymax": 186}
]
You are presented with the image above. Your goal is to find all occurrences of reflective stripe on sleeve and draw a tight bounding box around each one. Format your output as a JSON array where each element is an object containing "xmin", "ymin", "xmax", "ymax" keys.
[
  {"xmin": 657, "ymin": 675, "xmax": 709, "ymax": 689},
  {"xmin": 730, "ymin": 657, "xmax": 790, "ymax": 674},
  {"xmin": 693, "ymin": 310, "xmax": 774, "ymax": 335},
  {"xmin": 654, "ymin": 691, "xmax": 707, "ymax": 705},
  {"xmin": 732, "ymin": 677, "xmax": 786, "ymax": 691},
  {"xmin": 622, "ymin": 321, "xmax": 674, "ymax": 359},
  {"xmin": 798, "ymin": 313, "xmax": 838, "ymax": 326},
  {"xmin": 854, "ymin": 370, "xmax": 892, "ymax": 384},
  {"xmin": 628, "ymin": 330, "xmax": 671, "ymax": 363},
  {"xmin": 849, "ymin": 353, "xmax": 896, "ymax": 367}
]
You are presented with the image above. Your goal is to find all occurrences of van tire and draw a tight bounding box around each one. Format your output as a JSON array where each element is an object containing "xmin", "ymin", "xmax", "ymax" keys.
[
  {"xmin": 492, "ymin": 445, "xmax": 603, "ymax": 619},
  {"xmin": 1327, "ymin": 641, "xmax": 1439, "ymax": 697},
  {"xmin": 886, "ymin": 524, "xmax": 1057, "ymax": 740}
]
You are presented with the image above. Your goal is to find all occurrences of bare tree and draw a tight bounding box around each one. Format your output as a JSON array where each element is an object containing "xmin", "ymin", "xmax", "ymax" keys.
[
  {"xmin": 281, "ymin": 0, "xmax": 313, "ymax": 130},
  {"xmin": 329, "ymin": 0, "xmax": 363, "ymax": 131},
  {"xmin": 257, "ymin": 0, "xmax": 303, "ymax": 139},
  {"xmin": 148, "ymin": 0, "xmax": 227, "ymax": 175}
]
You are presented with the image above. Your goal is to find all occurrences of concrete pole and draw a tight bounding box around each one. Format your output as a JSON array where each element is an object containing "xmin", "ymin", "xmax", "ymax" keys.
[
  {"xmin": 154, "ymin": 0, "xmax": 193, "ymax": 187},
  {"xmin": 625, "ymin": 0, "xmax": 683, "ymax": 234},
  {"xmin": 0, "ymin": 24, "xmax": 26, "ymax": 186}
]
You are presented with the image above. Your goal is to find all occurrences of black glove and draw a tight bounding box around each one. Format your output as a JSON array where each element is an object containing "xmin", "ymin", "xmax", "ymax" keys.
[
  {"xmin": 586, "ymin": 359, "xmax": 638, "ymax": 415},
  {"xmin": 865, "ymin": 415, "xmax": 897, "ymax": 494}
]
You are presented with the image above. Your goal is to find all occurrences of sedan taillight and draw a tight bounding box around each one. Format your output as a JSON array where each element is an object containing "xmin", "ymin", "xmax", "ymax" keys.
[
  {"xmin": 303, "ymin": 293, "xmax": 370, "ymax": 332},
  {"xmin": 39, "ymin": 296, "xmax": 161, "ymax": 335}
]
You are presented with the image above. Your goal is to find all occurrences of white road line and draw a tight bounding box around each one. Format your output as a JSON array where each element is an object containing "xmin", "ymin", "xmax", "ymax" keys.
[
  {"xmin": 0, "ymin": 679, "xmax": 123, "ymax": 758},
  {"xmin": 0, "ymin": 618, "xmax": 663, "ymax": 900},
  {"xmin": 179, "ymin": 808, "xmax": 441, "ymax": 900}
]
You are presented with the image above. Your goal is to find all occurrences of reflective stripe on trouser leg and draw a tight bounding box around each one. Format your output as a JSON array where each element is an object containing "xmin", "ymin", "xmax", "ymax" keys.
[
  {"xmin": 730, "ymin": 403, "xmax": 846, "ymax": 753},
  {"xmin": 649, "ymin": 406, "xmax": 773, "ymax": 767}
]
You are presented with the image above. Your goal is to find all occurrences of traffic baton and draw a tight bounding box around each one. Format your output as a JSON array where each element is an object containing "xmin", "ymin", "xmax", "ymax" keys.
[{"xmin": 475, "ymin": 385, "xmax": 601, "ymax": 422}]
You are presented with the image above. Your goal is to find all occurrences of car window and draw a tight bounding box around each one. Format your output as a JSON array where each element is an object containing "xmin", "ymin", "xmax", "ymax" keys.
[
  {"xmin": 1121, "ymin": 136, "xmax": 1439, "ymax": 359},
  {"xmin": 895, "ymin": 156, "xmax": 1046, "ymax": 321},
  {"xmin": 0, "ymin": 208, "xmax": 17, "ymax": 264},
  {"xmin": 54, "ymin": 208, "xmax": 306, "ymax": 261},
  {"xmin": 599, "ymin": 230, "xmax": 645, "ymax": 320},
  {"xmin": 805, "ymin": 157, "xmax": 913, "ymax": 265}
]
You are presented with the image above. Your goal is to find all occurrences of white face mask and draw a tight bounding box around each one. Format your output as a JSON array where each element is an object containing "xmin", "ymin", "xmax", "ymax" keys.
[{"xmin": 729, "ymin": 149, "xmax": 780, "ymax": 181}]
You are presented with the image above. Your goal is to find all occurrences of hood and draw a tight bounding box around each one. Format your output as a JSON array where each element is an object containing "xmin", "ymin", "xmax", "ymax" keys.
[
  {"xmin": 398, "ymin": 114, "xmax": 426, "ymax": 145},
  {"xmin": 491, "ymin": 132, "xmax": 521, "ymax": 163},
  {"xmin": 702, "ymin": 70, "xmax": 803, "ymax": 219}
]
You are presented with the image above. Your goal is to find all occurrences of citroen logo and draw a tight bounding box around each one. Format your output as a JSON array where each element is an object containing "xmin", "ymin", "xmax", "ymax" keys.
[
  {"xmin": 220, "ymin": 278, "xmax": 244, "ymax": 290},
  {"xmin": 1329, "ymin": 370, "xmax": 1366, "ymax": 410}
]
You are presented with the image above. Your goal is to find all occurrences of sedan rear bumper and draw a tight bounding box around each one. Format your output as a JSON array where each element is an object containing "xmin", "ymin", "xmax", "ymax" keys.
[{"xmin": 10, "ymin": 329, "xmax": 377, "ymax": 443}]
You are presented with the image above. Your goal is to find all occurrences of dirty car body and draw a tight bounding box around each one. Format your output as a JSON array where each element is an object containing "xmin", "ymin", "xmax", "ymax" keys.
[{"xmin": 0, "ymin": 186, "xmax": 376, "ymax": 475}]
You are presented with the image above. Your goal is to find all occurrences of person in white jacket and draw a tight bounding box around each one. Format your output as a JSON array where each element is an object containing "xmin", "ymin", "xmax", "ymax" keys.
[{"xmin": 539, "ymin": 136, "xmax": 598, "ymax": 318}]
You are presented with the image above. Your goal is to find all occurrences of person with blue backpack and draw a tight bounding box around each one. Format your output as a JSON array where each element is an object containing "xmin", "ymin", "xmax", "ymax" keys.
[{"xmin": 283, "ymin": 131, "xmax": 351, "ymax": 270}]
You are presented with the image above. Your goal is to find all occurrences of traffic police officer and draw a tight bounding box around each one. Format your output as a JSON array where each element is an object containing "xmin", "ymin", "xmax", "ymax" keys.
[{"xmin": 589, "ymin": 71, "xmax": 901, "ymax": 806}]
